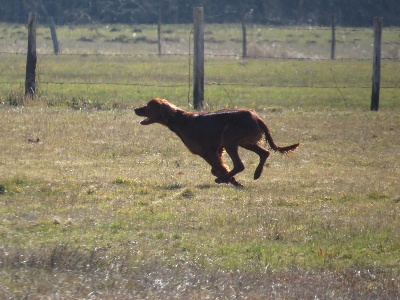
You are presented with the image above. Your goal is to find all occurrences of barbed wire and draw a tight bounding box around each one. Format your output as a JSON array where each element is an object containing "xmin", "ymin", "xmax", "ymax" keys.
[
  {"xmin": 1, "ymin": 80, "xmax": 398, "ymax": 89},
  {"xmin": 202, "ymin": 11, "xmax": 400, "ymax": 32},
  {"xmin": 242, "ymin": 25, "xmax": 400, "ymax": 32},
  {"xmin": 1, "ymin": 51, "xmax": 399, "ymax": 61}
]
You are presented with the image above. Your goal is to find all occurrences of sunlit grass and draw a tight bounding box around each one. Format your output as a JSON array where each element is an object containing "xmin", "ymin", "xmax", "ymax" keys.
[{"xmin": 0, "ymin": 104, "xmax": 399, "ymax": 298}]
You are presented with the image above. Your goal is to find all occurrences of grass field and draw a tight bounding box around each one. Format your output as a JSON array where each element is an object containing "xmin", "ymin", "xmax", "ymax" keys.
[{"xmin": 0, "ymin": 23, "xmax": 400, "ymax": 299}]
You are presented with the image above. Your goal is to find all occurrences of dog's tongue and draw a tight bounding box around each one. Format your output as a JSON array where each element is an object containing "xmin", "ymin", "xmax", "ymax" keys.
[{"xmin": 140, "ymin": 118, "xmax": 150, "ymax": 125}]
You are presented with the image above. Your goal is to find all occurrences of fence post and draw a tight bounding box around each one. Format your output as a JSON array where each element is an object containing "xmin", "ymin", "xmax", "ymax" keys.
[
  {"xmin": 157, "ymin": 5, "xmax": 162, "ymax": 56},
  {"xmin": 25, "ymin": 13, "xmax": 37, "ymax": 97},
  {"xmin": 371, "ymin": 17, "xmax": 382, "ymax": 111},
  {"xmin": 242, "ymin": 19, "xmax": 247, "ymax": 58},
  {"xmin": 193, "ymin": 7, "xmax": 204, "ymax": 110},
  {"xmin": 48, "ymin": 17, "xmax": 60, "ymax": 54},
  {"xmin": 331, "ymin": 14, "xmax": 336, "ymax": 60}
]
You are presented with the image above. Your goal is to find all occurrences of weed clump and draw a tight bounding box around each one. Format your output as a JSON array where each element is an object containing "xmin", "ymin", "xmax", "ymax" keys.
[{"xmin": 180, "ymin": 188, "xmax": 195, "ymax": 199}]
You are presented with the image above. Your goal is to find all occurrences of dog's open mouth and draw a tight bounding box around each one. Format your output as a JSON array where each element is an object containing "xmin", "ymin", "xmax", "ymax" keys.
[
  {"xmin": 134, "ymin": 107, "xmax": 151, "ymax": 125},
  {"xmin": 139, "ymin": 117, "xmax": 152, "ymax": 125}
]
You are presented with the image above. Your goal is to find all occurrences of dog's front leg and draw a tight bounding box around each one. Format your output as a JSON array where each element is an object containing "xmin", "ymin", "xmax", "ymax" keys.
[{"xmin": 215, "ymin": 145, "xmax": 245, "ymax": 185}]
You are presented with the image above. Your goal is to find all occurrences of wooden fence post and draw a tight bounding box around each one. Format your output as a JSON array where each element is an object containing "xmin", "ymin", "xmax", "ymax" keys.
[
  {"xmin": 193, "ymin": 7, "xmax": 204, "ymax": 110},
  {"xmin": 242, "ymin": 20, "xmax": 247, "ymax": 58},
  {"xmin": 157, "ymin": 5, "xmax": 162, "ymax": 56},
  {"xmin": 331, "ymin": 14, "xmax": 336, "ymax": 60},
  {"xmin": 48, "ymin": 17, "xmax": 60, "ymax": 54},
  {"xmin": 371, "ymin": 17, "xmax": 382, "ymax": 111},
  {"xmin": 40, "ymin": 2, "xmax": 59, "ymax": 54},
  {"xmin": 25, "ymin": 13, "xmax": 37, "ymax": 97}
]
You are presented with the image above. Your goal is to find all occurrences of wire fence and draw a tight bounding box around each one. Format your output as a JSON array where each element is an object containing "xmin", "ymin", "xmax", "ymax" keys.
[
  {"xmin": 2, "ymin": 22, "xmax": 400, "ymax": 57},
  {"xmin": 0, "ymin": 22, "xmax": 399, "ymax": 109}
]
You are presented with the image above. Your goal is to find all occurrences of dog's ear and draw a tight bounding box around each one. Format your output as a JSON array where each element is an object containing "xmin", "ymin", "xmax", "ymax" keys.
[{"xmin": 159, "ymin": 101, "xmax": 177, "ymax": 124}]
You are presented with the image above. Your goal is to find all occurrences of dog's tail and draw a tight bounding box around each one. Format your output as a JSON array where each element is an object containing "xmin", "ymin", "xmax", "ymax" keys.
[{"xmin": 258, "ymin": 119, "xmax": 300, "ymax": 154}]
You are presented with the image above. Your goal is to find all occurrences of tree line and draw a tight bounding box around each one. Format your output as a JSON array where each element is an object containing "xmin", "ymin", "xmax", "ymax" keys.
[{"xmin": 1, "ymin": 0, "xmax": 399, "ymax": 27}]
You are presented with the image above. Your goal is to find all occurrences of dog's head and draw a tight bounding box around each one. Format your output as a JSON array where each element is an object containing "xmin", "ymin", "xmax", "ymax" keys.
[{"xmin": 134, "ymin": 98, "xmax": 178, "ymax": 126}]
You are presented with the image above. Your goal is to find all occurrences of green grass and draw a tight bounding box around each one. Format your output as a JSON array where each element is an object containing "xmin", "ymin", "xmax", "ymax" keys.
[
  {"xmin": 0, "ymin": 23, "xmax": 399, "ymax": 298},
  {"xmin": 1, "ymin": 53, "xmax": 399, "ymax": 110}
]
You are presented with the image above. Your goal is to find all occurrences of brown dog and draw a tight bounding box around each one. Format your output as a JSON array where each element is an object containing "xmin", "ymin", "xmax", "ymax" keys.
[{"xmin": 134, "ymin": 98, "xmax": 300, "ymax": 187}]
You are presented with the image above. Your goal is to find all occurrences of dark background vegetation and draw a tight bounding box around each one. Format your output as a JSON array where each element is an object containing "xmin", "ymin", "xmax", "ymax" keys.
[{"xmin": 1, "ymin": 0, "xmax": 399, "ymax": 27}]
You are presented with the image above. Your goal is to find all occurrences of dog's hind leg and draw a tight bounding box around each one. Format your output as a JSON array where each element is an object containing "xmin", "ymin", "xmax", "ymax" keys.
[{"xmin": 242, "ymin": 144, "xmax": 270, "ymax": 180}]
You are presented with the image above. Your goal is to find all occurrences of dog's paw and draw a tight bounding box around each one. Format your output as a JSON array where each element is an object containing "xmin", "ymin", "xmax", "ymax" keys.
[
  {"xmin": 233, "ymin": 182, "xmax": 244, "ymax": 188},
  {"xmin": 215, "ymin": 177, "xmax": 228, "ymax": 184},
  {"xmin": 215, "ymin": 176, "xmax": 244, "ymax": 188}
]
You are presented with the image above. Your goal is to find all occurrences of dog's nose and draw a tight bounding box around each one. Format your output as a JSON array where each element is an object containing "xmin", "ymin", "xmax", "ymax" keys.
[{"xmin": 134, "ymin": 107, "xmax": 146, "ymax": 116}]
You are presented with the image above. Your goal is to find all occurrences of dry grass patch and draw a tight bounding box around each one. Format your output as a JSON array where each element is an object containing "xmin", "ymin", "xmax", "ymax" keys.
[{"xmin": 0, "ymin": 104, "xmax": 399, "ymax": 298}]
